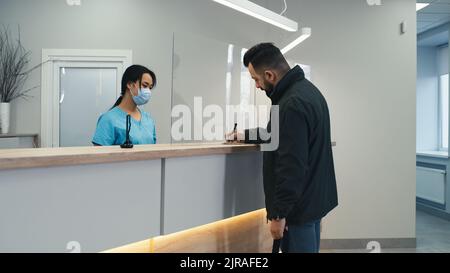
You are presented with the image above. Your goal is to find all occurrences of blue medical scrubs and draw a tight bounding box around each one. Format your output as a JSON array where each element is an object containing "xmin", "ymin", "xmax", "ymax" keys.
[{"xmin": 92, "ymin": 107, "xmax": 156, "ymax": 146}]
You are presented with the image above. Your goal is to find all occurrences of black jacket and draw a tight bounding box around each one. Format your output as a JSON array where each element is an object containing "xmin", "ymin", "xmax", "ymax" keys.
[{"xmin": 245, "ymin": 65, "xmax": 338, "ymax": 225}]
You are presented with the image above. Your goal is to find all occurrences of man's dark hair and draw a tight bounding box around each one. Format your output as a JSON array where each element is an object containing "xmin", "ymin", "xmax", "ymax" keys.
[{"xmin": 243, "ymin": 43, "xmax": 289, "ymax": 72}]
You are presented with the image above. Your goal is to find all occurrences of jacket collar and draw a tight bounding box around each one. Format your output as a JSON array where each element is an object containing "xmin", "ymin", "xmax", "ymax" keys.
[{"xmin": 269, "ymin": 65, "xmax": 305, "ymax": 104}]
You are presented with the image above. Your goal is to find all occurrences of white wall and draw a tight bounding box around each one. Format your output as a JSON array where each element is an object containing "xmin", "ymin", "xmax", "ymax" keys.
[
  {"xmin": 417, "ymin": 46, "xmax": 438, "ymax": 151},
  {"xmin": 0, "ymin": 0, "xmax": 417, "ymax": 241},
  {"xmin": 265, "ymin": 0, "xmax": 416, "ymax": 240}
]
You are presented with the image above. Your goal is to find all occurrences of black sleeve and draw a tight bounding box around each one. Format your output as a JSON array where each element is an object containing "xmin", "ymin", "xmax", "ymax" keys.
[
  {"xmin": 244, "ymin": 128, "xmax": 271, "ymax": 144},
  {"xmin": 269, "ymin": 104, "xmax": 310, "ymax": 220}
]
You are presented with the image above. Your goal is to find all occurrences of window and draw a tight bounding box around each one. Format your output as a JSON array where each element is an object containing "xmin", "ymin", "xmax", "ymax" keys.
[
  {"xmin": 439, "ymin": 74, "xmax": 448, "ymax": 151},
  {"xmin": 437, "ymin": 45, "xmax": 449, "ymax": 152}
]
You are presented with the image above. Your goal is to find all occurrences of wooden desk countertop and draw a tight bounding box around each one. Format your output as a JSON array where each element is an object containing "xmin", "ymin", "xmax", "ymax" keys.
[{"xmin": 0, "ymin": 143, "xmax": 260, "ymax": 171}]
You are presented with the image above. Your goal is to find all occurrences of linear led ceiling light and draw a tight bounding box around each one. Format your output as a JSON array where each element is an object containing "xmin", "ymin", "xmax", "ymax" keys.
[
  {"xmin": 416, "ymin": 3, "xmax": 429, "ymax": 11},
  {"xmin": 281, "ymin": 27, "xmax": 311, "ymax": 55},
  {"xmin": 212, "ymin": 0, "xmax": 298, "ymax": 32}
]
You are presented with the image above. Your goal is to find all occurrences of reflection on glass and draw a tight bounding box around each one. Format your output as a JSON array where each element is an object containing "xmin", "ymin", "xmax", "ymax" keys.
[
  {"xmin": 226, "ymin": 44, "xmax": 234, "ymax": 107},
  {"xmin": 172, "ymin": 32, "xmax": 257, "ymax": 143},
  {"xmin": 240, "ymin": 47, "xmax": 254, "ymax": 132}
]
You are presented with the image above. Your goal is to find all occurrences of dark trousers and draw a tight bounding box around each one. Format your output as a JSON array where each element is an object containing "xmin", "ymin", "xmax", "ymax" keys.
[{"xmin": 280, "ymin": 219, "xmax": 322, "ymax": 253}]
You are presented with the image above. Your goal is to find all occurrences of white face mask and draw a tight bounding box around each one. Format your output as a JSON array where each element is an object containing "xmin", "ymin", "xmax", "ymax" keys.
[{"xmin": 131, "ymin": 87, "xmax": 152, "ymax": 106}]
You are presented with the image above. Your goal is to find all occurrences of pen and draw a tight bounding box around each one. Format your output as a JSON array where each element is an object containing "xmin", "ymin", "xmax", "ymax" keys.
[{"xmin": 233, "ymin": 123, "xmax": 237, "ymax": 141}]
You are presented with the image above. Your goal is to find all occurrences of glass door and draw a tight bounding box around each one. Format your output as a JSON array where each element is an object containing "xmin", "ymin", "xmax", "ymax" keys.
[{"xmin": 55, "ymin": 62, "xmax": 122, "ymax": 147}]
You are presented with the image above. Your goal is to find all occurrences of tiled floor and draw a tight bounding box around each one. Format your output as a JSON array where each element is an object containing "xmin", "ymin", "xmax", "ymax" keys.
[
  {"xmin": 323, "ymin": 209, "xmax": 450, "ymax": 253},
  {"xmin": 415, "ymin": 209, "xmax": 450, "ymax": 253}
]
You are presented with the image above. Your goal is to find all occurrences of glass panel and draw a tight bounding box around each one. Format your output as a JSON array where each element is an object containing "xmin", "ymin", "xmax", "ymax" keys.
[
  {"xmin": 172, "ymin": 32, "xmax": 254, "ymax": 143},
  {"xmin": 171, "ymin": 33, "xmax": 312, "ymax": 144},
  {"xmin": 59, "ymin": 68, "xmax": 117, "ymax": 147}
]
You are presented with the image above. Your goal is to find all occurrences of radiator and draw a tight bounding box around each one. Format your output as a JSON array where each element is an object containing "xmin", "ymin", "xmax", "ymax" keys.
[{"xmin": 416, "ymin": 166, "xmax": 446, "ymax": 205}]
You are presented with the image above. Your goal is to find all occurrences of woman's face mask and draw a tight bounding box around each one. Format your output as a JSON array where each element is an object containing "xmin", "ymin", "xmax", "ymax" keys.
[{"xmin": 130, "ymin": 85, "xmax": 152, "ymax": 106}]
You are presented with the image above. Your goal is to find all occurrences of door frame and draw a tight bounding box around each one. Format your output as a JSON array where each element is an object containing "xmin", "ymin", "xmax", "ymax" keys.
[{"xmin": 41, "ymin": 49, "xmax": 132, "ymax": 147}]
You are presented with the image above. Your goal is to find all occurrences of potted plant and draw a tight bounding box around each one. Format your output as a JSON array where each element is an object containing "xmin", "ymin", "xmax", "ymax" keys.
[{"xmin": 0, "ymin": 26, "xmax": 39, "ymax": 134}]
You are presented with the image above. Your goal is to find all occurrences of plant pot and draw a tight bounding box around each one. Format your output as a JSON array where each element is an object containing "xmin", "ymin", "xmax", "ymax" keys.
[{"xmin": 0, "ymin": 102, "xmax": 11, "ymax": 134}]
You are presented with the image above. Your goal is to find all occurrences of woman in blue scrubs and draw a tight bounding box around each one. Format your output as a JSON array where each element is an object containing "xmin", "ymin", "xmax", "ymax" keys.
[{"xmin": 92, "ymin": 65, "xmax": 157, "ymax": 146}]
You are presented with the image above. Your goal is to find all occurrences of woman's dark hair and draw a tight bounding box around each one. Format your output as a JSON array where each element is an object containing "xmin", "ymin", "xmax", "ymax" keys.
[{"xmin": 112, "ymin": 64, "xmax": 157, "ymax": 108}]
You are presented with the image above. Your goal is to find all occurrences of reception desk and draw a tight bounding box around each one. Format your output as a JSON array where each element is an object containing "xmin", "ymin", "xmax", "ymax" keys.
[{"xmin": 0, "ymin": 143, "xmax": 264, "ymax": 253}]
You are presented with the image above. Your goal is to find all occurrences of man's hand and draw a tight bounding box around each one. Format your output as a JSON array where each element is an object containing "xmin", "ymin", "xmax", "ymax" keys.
[
  {"xmin": 225, "ymin": 131, "xmax": 245, "ymax": 142},
  {"xmin": 270, "ymin": 218, "xmax": 287, "ymax": 240}
]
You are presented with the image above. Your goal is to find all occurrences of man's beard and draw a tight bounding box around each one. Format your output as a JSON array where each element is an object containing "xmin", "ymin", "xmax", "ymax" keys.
[{"xmin": 263, "ymin": 80, "xmax": 274, "ymax": 96}]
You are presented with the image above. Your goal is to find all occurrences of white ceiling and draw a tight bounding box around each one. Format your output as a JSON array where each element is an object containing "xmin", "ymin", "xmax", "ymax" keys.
[{"xmin": 417, "ymin": 0, "xmax": 450, "ymax": 34}]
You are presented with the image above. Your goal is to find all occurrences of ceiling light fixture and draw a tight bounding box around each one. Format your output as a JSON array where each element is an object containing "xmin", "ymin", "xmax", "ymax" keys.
[
  {"xmin": 212, "ymin": 0, "xmax": 298, "ymax": 32},
  {"xmin": 281, "ymin": 27, "xmax": 311, "ymax": 55}
]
